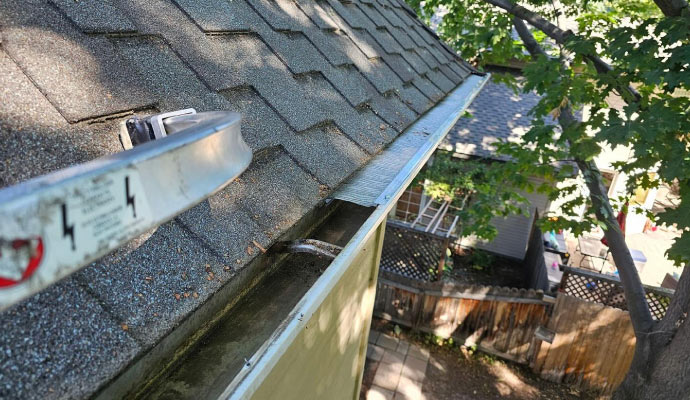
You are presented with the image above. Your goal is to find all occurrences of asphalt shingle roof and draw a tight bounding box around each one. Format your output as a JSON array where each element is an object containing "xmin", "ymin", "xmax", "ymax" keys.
[
  {"xmin": 0, "ymin": 0, "xmax": 474, "ymax": 397},
  {"xmin": 441, "ymin": 81, "xmax": 540, "ymax": 159}
]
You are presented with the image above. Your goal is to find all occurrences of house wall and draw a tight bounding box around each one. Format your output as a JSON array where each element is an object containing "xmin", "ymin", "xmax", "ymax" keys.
[
  {"xmin": 462, "ymin": 185, "xmax": 550, "ymax": 260},
  {"xmin": 248, "ymin": 219, "xmax": 385, "ymax": 400}
]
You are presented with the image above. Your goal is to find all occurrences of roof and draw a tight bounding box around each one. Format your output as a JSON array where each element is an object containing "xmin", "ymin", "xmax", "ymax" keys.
[
  {"xmin": 0, "ymin": 0, "xmax": 475, "ymax": 397},
  {"xmin": 440, "ymin": 80, "xmax": 540, "ymax": 159}
]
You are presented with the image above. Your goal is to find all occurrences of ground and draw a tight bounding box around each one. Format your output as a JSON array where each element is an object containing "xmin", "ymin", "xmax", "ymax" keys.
[
  {"xmin": 565, "ymin": 226, "xmax": 682, "ymax": 287},
  {"xmin": 361, "ymin": 320, "xmax": 597, "ymax": 400},
  {"xmin": 447, "ymin": 248, "xmax": 526, "ymax": 288}
]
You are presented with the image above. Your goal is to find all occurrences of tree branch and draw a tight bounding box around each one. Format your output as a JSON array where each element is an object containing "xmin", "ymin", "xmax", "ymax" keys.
[
  {"xmin": 487, "ymin": 0, "xmax": 641, "ymax": 101},
  {"xmin": 655, "ymin": 262, "xmax": 690, "ymax": 346},
  {"xmin": 512, "ymin": 14, "xmax": 657, "ymax": 335},
  {"xmin": 513, "ymin": 17, "xmax": 546, "ymax": 59},
  {"xmin": 653, "ymin": 0, "xmax": 689, "ymax": 17}
]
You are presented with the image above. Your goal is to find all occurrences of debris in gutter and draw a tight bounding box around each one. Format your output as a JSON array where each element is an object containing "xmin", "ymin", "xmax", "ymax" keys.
[{"xmin": 252, "ymin": 240, "xmax": 267, "ymax": 253}]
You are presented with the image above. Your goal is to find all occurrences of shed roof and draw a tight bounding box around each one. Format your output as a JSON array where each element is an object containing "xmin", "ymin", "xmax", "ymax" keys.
[
  {"xmin": 440, "ymin": 80, "xmax": 540, "ymax": 159},
  {"xmin": 0, "ymin": 0, "xmax": 476, "ymax": 397}
]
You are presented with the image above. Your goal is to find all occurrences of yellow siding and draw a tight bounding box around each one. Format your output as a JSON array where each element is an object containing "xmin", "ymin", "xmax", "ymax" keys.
[{"xmin": 250, "ymin": 221, "xmax": 385, "ymax": 400}]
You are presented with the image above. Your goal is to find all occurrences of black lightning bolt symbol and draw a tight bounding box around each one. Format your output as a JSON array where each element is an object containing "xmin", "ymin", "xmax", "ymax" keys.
[
  {"xmin": 61, "ymin": 203, "xmax": 75, "ymax": 251},
  {"xmin": 125, "ymin": 176, "xmax": 136, "ymax": 218}
]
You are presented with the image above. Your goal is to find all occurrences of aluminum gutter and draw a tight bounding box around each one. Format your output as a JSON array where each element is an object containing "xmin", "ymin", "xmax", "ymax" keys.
[{"xmin": 220, "ymin": 73, "xmax": 490, "ymax": 399}]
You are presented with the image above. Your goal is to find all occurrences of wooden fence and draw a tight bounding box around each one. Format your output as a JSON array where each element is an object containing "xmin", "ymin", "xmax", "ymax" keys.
[
  {"xmin": 373, "ymin": 270, "xmax": 667, "ymax": 395},
  {"xmin": 560, "ymin": 266, "xmax": 673, "ymax": 321},
  {"xmin": 374, "ymin": 270, "xmax": 551, "ymax": 363},
  {"xmin": 380, "ymin": 221, "xmax": 449, "ymax": 281},
  {"xmin": 531, "ymin": 294, "xmax": 636, "ymax": 394}
]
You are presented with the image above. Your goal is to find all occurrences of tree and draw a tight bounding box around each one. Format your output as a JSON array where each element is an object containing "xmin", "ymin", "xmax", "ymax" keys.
[{"xmin": 407, "ymin": 0, "xmax": 690, "ymax": 397}]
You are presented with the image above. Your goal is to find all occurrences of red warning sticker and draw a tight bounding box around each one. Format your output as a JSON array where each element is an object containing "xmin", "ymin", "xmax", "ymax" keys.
[{"xmin": 0, "ymin": 238, "xmax": 44, "ymax": 287}]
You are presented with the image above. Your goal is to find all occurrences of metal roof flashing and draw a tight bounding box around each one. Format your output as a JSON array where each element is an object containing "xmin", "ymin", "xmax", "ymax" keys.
[{"xmin": 222, "ymin": 73, "xmax": 489, "ymax": 399}]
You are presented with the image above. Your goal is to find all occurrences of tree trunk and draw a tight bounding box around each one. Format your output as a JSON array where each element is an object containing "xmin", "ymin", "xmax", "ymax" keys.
[
  {"xmin": 553, "ymin": 106, "xmax": 659, "ymax": 398},
  {"xmin": 509, "ymin": 12, "xmax": 689, "ymax": 399}
]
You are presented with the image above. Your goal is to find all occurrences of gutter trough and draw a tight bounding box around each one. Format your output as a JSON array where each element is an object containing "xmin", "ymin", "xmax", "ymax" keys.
[
  {"xmin": 223, "ymin": 73, "xmax": 489, "ymax": 399},
  {"xmin": 123, "ymin": 73, "xmax": 489, "ymax": 399}
]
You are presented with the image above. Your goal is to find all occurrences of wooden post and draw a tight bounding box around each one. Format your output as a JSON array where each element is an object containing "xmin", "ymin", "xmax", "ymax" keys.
[
  {"xmin": 559, "ymin": 268, "xmax": 569, "ymax": 292},
  {"xmin": 437, "ymin": 238, "xmax": 450, "ymax": 281}
]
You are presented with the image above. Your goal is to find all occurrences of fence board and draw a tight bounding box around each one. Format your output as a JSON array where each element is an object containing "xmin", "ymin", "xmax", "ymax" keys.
[
  {"xmin": 532, "ymin": 294, "xmax": 635, "ymax": 395},
  {"xmin": 375, "ymin": 271, "xmax": 550, "ymax": 364}
]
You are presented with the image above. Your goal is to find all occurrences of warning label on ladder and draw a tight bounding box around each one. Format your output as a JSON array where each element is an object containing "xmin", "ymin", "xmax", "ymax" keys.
[{"xmin": 0, "ymin": 168, "xmax": 151, "ymax": 288}]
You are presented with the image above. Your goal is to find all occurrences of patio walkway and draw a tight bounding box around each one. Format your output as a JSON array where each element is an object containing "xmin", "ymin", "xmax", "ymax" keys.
[{"xmin": 364, "ymin": 330, "xmax": 430, "ymax": 400}]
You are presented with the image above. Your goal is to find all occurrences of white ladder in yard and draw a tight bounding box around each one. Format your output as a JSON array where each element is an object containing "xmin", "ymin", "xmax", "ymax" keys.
[
  {"xmin": 410, "ymin": 199, "xmax": 459, "ymax": 237},
  {"xmin": 0, "ymin": 109, "xmax": 252, "ymax": 310}
]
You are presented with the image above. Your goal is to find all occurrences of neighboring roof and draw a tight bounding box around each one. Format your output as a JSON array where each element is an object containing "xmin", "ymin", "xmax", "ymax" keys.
[
  {"xmin": 0, "ymin": 0, "xmax": 475, "ymax": 398},
  {"xmin": 440, "ymin": 80, "xmax": 540, "ymax": 159}
]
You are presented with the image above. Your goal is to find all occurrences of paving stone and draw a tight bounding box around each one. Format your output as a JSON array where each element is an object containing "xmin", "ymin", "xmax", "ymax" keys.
[
  {"xmin": 396, "ymin": 340, "xmax": 410, "ymax": 355},
  {"xmin": 372, "ymin": 361, "xmax": 403, "ymax": 391},
  {"xmin": 407, "ymin": 344, "xmax": 430, "ymax": 362},
  {"xmin": 401, "ymin": 354, "xmax": 428, "ymax": 381},
  {"xmin": 377, "ymin": 333, "xmax": 400, "ymax": 351},
  {"xmin": 396, "ymin": 375, "xmax": 425, "ymax": 400},
  {"xmin": 367, "ymin": 385, "xmax": 395, "ymax": 400},
  {"xmin": 381, "ymin": 349, "xmax": 406, "ymax": 366},
  {"xmin": 369, "ymin": 330, "xmax": 381, "ymax": 344},
  {"xmin": 367, "ymin": 344, "xmax": 385, "ymax": 362}
]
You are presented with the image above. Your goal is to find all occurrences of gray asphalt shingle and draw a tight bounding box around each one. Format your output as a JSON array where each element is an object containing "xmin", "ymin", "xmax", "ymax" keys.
[
  {"xmin": 0, "ymin": 279, "xmax": 140, "ymax": 400},
  {"xmin": 441, "ymin": 81, "xmax": 539, "ymax": 159},
  {"xmin": 0, "ymin": 0, "xmax": 153, "ymax": 122},
  {"xmin": 49, "ymin": 0, "xmax": 137, "ymax": 33},
  {"xmin": 0, "ymin": 0, "xmax": 476, "ymax": 396}
]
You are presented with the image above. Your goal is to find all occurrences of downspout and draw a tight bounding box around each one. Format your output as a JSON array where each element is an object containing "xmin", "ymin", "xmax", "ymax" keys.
[{"xmin": 223, "ymin": 72, "xmax": 490, "ymax": 399}]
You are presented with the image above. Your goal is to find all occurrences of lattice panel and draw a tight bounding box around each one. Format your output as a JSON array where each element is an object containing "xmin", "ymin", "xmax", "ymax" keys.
[
  {"xmin": 646, "ymin": 291, "xmax": 672, "ymax": 321},
  {"xmin": 380, "ymin": 224, "xmax": 445, "ymax": 281},
  {"xmin": 562, "ymin": 269, "xmax": 672, "ymax": 320}
]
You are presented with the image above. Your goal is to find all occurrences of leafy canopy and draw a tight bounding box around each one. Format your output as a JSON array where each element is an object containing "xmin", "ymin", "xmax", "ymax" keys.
[{"xmin": 408, "ymin": 0, "xmax": 690, "ymax": 265}]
